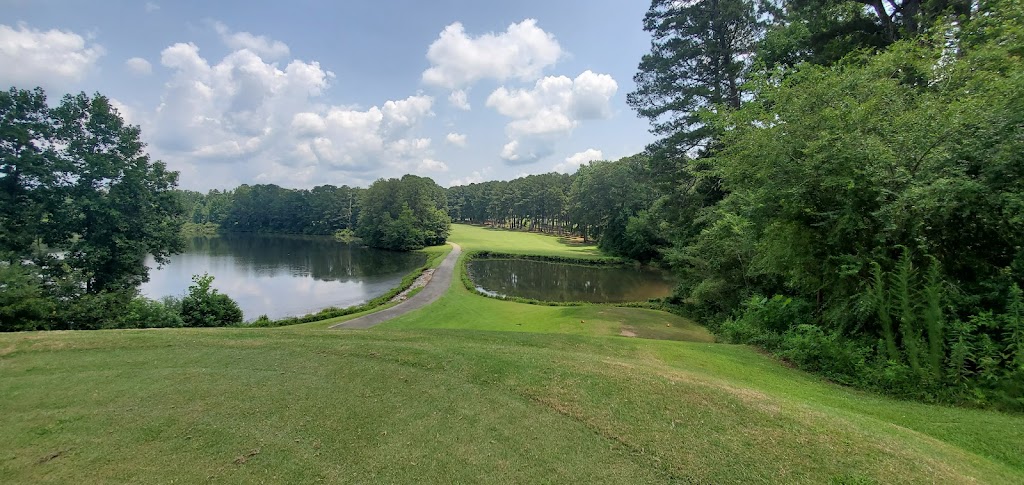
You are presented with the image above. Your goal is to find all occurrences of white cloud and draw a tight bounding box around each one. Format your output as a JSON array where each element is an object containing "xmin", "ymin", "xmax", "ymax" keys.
[
  {"xmin": 448, "ymin": 89, "xmax": 470, "ymax": 110},
  {"xmin": 554, "ymin": 148, "xmax": 603, "ymax": 173},
  {"xmin": 125, "ymin": 57, "xmax": 152, "ymax": 75},
  {"xmin": 213, "ymin": 21, "xmax": 290, "ymax": 60},
  {"xmin": 146, "ymin": 40, "xmax": 436, "ymax": 189},
  {"xmin": 448, "ymin": 167, "xmax": 492, "ymax": 187},
  {"xmin": 108, "ymin": 98, "xmax": 136, "ymax": 125},
  {"xmin": 486, "ymin": 70, "xmax": 617, "ymax": 165},
  {"xmin": 422, "ymin": 19, "xmax": 561, "ymax": 89},
  {"xmin": 382, "ymin": 94, "xmax": 434, "ymax": 131},
  {"xmin": 417, "ymin": 158, "xmax": 449, "ymax": 173},
  {"xmin": 445, "ymin": 132, "xmax": 467, "ymax": 147},
  {"xmin": 145, "ymin": 2, "xmax": 160, "ymax": 12},
  {"xmin": 0, "ymin": 23, "xmax": 104, "ymax": 92}
]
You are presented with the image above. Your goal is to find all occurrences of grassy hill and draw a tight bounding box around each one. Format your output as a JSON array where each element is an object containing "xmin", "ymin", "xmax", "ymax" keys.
[{"xmin": 2, "ymin": 224, "xmax": 1022, "ymax": 483}]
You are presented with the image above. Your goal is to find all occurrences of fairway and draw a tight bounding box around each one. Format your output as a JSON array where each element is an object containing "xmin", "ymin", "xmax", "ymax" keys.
[
  {"xmin": 447, "ymin": 224, "xmax": 605, "ymax": 258},
  {"xmin": 2, "ymin": 225, "xmax": 1023, "ymax": 483}
]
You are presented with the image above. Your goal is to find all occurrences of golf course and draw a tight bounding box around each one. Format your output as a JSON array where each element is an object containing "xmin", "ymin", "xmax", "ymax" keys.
[{"xmin": 2, "ymin": 224, "xmax": 1022, "ymax": 483}]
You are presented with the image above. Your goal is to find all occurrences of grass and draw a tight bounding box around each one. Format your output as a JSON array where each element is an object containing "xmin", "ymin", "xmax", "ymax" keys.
[
  {"xmin": 447, "ymin": 224, "xmax": 605, "ymax": 259},
  {"xmin": 2, "ymin": 329, "xmax": 1022, "ymax": 483},
  {"xmin": 2, "ymin": 223, "xmax": 1023, "ymax": 483}
]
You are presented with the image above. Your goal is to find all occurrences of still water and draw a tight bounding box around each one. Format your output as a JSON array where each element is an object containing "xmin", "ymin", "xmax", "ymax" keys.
[
  {"xmin": 141, "ymin": 234, "xmax": 425, "ymax": 320},
  {"xmin": 466, "ymin": 258, "xmax": 675, "ymax": 303}
]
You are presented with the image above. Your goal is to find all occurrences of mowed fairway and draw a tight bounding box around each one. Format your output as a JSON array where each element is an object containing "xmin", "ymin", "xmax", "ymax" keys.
[
  {"xmin": 1, "ymin": 224, "xmax": 1023, "ymax": 483},
  {"xmin": 445, "ymin": 223, "xmax": 604, "ymax": 258}
]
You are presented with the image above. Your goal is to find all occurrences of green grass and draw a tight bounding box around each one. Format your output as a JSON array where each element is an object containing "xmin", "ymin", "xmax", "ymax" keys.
[
  {"xmin": 2, "ymin": 224, "xmax": 1023, "ymax": 483},
  {"xmin": 2, "ymin": 329, "xmax": 1022, "ymax": 483},
  {"xmin": 448, "ymin": 224, "xmax": 604, "ymax": 258}
]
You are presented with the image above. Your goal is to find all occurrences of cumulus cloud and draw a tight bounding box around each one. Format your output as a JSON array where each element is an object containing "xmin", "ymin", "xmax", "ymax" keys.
[
  {"xmin": 125, "ymin": 57, "xmax": 152, "ymax": 75},
  {"xmin": 417, "ymin": 158, "xmax": 449, "ymax": 173},
  {"xmin": 448, "ymin": 89, "xmax": 471, "ymax": 110},
  {"xmin": 213, "ymin": 21, "xmax": 290, "ymax": 60},
  {"xmin": 448, "ymin": 167, "xmax": 492, "ymax": 187},
  {"xmin": 382, "ymin": 94, "xmax": 434, "ymax": 132},
  {"xmin": 0, "ymin": 23, "xmax": 104, "ymax": 92},
  {"xmin": 445, "ymin": 132, "xmax": 467, "ymax": 147},
  {"xmin": 486, "ymin": 70, "xmax": 617, "ymax": 165},
  {"xmin": 422, "ymin": 19, "xmax": 561, "ymax": 89},
  {"xmin": 554, "ymin": 148, "xmax": 603, "ymax": 173},
  {"xmin": 146, "ymin": 39, "xmax": 437, "ymax": 189}
]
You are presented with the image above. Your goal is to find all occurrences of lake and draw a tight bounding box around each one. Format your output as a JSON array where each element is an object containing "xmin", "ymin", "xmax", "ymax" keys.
[
  {"xmin": 466, "ymin": 258, "xmax": 675, "ymax": 303},
  {"xmin": 141, "ymin": 234, "xmax": 426, "ymax": 320}
]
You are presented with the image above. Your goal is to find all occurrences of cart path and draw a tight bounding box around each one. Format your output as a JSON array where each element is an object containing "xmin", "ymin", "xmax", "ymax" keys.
[{"xmin": 329, "ymin": 243, "xmax": 461, "ymax": 329}]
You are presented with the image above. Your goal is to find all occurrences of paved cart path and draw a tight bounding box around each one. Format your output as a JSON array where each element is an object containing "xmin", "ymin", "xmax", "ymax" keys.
[{"xmin": 329, "ymin": 243, "xmax": 461, "ymax": 329}]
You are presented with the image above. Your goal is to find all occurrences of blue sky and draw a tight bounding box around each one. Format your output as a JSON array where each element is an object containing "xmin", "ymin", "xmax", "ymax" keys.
[{"xmin": 1, "ymin": 0, "xmax": 655, "ymax": 190}]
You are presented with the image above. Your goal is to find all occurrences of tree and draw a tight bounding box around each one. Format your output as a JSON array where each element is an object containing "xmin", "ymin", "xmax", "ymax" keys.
[
  {"xmin": 627, "ymin": 0, "xmax": 764, "ymax": 260},
  {"xmin": 180, "ymin": 274, "xmax": 243, "ymax": 327},
  {"xmin": 628, "ymin": 0, "xmax": 763, "ymax": 161},
  {"xmin": 357, "ymin": 175, "xmax": 450, "ymax": 250},
  {"xmin": 759, "ymin": 0, "xmax": 972, "ymax": 68},
  {"xmin": 0, "ymin": 87, "xmax": 52, "ymax": 259},
  {"xmin": 0, "ymin": 88, "xmax": 185, "ymax": 294}
]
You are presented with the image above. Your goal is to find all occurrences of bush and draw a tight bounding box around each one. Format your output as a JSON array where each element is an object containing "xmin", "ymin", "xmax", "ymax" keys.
[
  {"xmin": 777, "ymin": 325, "xmax": 868, "ymax": 386},
  {"xmin": 180, "ymin": 274, "xmax": 243, "ymax": 327},
  {"xmin": 0, "ymin": 263, "xmax": 55, "ymax": 331},
  {"xmin": 121, "ymin": 297, "xmax": 184, "ymax": 328}
]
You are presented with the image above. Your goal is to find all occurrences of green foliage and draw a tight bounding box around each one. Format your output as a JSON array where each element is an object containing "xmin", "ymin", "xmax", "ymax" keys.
[
  {"xmin": 120, "ymin": 297, "xmax": 184, "ymax": 329},
  {"xmin": 628, "ymin": 0, "xmax": 762, "ymax": 159},
  {"xmin": 180, "ymin": 274, "xmax": 243, "ymax": 327},
  {"xmin": 1, "ymin": 86, "xmax": 187, "ymax": 331},
  {"xmin": 333, "ymin": 228, "xmax": 358, "ymax": 243},
  {"xmin": 0, "ymin": 262, "xmax": 54, "ymax": 332},
  {"xmin": 357, "ymin": 175, "xmax": 450, "ymax": 250},
  {"xmin": 180, "ymin": 222, "xmax": 219, "ymax": 236}
]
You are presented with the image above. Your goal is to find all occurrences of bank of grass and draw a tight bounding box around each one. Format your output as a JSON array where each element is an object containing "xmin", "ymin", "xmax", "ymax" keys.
[{"xmin": 2, "ymin": 328, "xmax": 1022, "ymax": 483}]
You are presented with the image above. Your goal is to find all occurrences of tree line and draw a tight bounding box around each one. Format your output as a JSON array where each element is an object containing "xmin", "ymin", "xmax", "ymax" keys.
[
  {"xmin": 178, "ymin": 174, "xmax": 450, "ymax": 250},
  {"xmin": 445, "ymin": 155, "xmax": 661, "ymax": 260}
]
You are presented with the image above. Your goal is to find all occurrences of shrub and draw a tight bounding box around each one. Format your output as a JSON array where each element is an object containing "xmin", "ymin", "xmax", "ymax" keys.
[
  {"xmin": 0, "ymin": 262, "xmax": 55, "ymax": 332},
  {"xmin": 180, "ymin": 274, "xmax": 243, "ymax": 327},
  {"xmin": 121, "ymin": 297, "xmax": 184, "ymax": 328},
  {"xmin": 777, "ymin": 325, "xmax": 868, "ymax": 386}
]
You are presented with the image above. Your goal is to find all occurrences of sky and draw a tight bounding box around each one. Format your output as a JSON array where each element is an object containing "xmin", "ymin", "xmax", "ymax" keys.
[{"xmin": 1, "ymin": 0, "xmax": 655, "ymax": 190}]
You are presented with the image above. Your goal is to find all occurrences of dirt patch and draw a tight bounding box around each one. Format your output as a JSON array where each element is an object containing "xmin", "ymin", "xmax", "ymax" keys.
[
  {"xmin": 0, "ymin": 345, "xmax": 16, "ymax": 357},
  {"xmin": 233, "ymin": 448, "xmax": 260, "ymax": 465},
  {"xmin": 619, "ymin": 329, "xmax": 638, "ymax": 337},
  {"xmin": 38, "ymin": 449, "xmax": 68, "ymax": 464}
]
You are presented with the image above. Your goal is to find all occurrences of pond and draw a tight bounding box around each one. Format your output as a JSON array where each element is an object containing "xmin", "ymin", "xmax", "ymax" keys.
[
  {"xmin": 466, "ymin": 258, "xmax": 675, "ymax": 303},
  {"xmin": 141, "ymin": 234, "xmax": 426, "ymax": 320}
]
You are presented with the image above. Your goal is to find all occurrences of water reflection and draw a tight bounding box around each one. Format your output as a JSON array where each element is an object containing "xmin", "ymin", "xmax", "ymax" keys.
[
  {"xmin": 467, "ymin": 258, "xmax": 674, "ymax": 303},
  {"xmin": 141, "ymin": 234, "xmax": 425, "ymax": 320}
]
